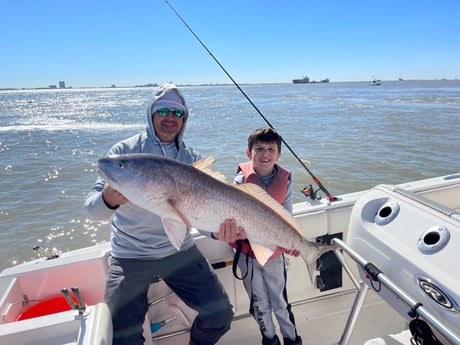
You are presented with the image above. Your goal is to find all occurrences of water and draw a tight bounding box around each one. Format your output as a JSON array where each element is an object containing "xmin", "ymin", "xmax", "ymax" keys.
[{"xmin": 1, "ymin": 80, "xmax": 459, "ymax": 270}]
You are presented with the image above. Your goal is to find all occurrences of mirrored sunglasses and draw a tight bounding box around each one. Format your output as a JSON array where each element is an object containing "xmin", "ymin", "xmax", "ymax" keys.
[{"xmin": 154, "ymin": 108, "xmax": 185, "ymax": 118}]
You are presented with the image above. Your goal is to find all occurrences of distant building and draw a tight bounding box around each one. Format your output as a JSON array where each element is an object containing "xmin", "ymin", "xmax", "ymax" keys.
[
  {"xmin": 49, "ymin": 85, "xmax": 57, "ymax": 89},
  {"xmin": 59, "ymin": 81, "xmax": 66, "ymax": 89}
]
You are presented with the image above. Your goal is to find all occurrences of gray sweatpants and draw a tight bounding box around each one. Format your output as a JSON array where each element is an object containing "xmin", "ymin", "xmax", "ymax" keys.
[{"xmin": 238, "ymin": 253, "xmax": 299, "ymax": 341}]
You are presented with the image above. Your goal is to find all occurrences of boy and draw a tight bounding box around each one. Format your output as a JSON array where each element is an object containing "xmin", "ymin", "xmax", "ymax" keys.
[{"xmin": 231, "ymin": 127, "xmax": 302, "ymax": 345}]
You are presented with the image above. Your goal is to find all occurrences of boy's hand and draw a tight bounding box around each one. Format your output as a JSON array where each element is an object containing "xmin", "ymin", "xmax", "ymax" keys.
[{"xmin": 215, "ymin": 219, "xmax": 247, "ymax": 242}]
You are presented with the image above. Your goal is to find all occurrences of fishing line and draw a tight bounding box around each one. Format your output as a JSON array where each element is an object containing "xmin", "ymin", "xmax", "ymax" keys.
[{"xmin": 164, "ymin": 0, "xmax": 335, "ymax": 202}]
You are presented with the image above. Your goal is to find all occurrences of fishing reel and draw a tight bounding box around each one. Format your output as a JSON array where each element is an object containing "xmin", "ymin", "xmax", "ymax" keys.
[{"xmin": 301, "ymin": 184, "xmax": 322, "ymax": 200}]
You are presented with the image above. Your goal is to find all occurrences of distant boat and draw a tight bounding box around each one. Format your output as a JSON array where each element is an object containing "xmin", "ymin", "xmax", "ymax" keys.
[
  {"xmin": 292, "ymin": 76, "xmax": 310, "ymax": 84},
  {"xmin": 292, "ymin": 76, "xmax": 330, "ymax": 84},
  {"xmin": 310, "ymin": 78, "xmax": 331, "ymax": 84},
  {"xmin": 369, "ymin": 79, "xmax": 382, "ymax": 86}
]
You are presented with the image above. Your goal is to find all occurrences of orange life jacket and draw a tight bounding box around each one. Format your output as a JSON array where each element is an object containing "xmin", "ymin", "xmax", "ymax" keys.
[{"xmin": 231, "ymin": 161, "xmax": 291, "ymax": 261}]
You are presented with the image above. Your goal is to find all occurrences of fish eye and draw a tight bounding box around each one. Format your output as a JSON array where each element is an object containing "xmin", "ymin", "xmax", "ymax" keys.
[{"xmin": 117, "ymin": 162, "xmax": 124, "ymax": 169}]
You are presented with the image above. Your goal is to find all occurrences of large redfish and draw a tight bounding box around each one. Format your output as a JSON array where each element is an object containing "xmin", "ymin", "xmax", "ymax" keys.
[{"xmin": 97, "ymin": 154, "xmax": 335, "ymax": 282}]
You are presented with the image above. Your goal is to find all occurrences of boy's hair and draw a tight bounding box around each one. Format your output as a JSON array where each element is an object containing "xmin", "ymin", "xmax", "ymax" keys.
[{"xmin": 248, "ymin": 127, "xmax": 282, "ymax": 152}]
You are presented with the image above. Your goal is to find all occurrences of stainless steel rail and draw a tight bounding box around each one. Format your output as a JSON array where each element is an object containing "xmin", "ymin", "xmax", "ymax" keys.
[{"xmin": 332, "ymin": 237, "xmax": 459, "ymax": 345}]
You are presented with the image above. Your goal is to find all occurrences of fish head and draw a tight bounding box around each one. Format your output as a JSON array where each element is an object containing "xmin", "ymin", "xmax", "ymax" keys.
[{"xmin": 97, "ymin": 154, "xmax": 177, "ymax": 208}]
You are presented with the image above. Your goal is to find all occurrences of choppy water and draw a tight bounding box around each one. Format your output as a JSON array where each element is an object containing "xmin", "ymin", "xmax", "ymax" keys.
[{"xmin": 1, "ymin": 80, "xmax": 459, "ymax": 270}]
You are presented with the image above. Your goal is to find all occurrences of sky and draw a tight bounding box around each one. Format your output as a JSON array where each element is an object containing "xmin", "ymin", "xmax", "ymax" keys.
[{"xmin": 1, "ymin": 0, "xmax": 459, "ymax": 89}]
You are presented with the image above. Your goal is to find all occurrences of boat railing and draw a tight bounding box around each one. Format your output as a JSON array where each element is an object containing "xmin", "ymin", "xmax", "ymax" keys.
[{"xmin": 331, "ymin": 238, "xmax": 460, "ymax": 345}]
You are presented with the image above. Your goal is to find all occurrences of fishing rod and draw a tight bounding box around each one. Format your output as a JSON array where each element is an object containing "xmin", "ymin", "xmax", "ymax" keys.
[{"xmin": 164, "ymin": 0, "xmax": 336, "ymax": 202}]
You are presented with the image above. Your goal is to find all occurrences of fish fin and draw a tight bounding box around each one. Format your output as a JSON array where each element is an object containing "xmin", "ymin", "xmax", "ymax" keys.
[
  {"xmin": 157, "ymin": 200, "xmax": 193, "ymax": 250},
  {"xmin": 156, "ymin": 200, "xmax": 192, "ymax": 227},
  {"xmin": 192, "ymin": 156, "xmax": 227, "ymax": 183},
  {"xmin": 250, "ymin": 243, "xmax": 275, "ymax": 266},
  {"xmin": 234, "ymin": 184, "xmax": 304, "ymax": 236},
  {"xmin": 192, "ymin": 156, "xmax": 215, "ymax": 170},
  {"xmin": 161, "ymin": 217, "xmax": 188, "ymax": 250}
]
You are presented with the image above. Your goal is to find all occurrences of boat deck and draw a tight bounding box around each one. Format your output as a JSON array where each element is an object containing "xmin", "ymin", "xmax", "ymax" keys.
[{"xmin": 152, "ymin": 289, "xmax": 407, "ymax": 345}]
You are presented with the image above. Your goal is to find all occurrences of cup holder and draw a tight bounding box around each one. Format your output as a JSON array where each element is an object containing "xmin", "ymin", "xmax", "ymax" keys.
[
  {"xmin": 417, "ymin": 226, "xmax": 450, "ymax": 255},
  {"xmin": 374, "ymin": 200, "xmax": 400, "ymax": 226}
]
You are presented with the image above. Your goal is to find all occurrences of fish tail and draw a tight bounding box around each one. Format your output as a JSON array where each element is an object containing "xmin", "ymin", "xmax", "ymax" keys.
[{"xmin": 299, "ymin": 241, "xmax": 337, "ymax": 285}]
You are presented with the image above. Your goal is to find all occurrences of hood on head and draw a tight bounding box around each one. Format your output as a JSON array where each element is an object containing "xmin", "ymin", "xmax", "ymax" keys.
[{"xmin": 146, "ymin": 83, "xmax": 189, "ymax": 143}]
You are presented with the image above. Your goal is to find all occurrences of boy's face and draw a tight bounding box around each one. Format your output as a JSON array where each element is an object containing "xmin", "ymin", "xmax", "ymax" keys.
[{"xmin": 247, "ymin": 140, "xmax": 281, "ymax": 177}]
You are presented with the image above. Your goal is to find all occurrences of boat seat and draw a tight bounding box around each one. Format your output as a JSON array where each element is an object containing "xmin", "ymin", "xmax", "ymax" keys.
[{"xmin": 363, "ymin": 330, "xmax": 411, "ymax": 345}]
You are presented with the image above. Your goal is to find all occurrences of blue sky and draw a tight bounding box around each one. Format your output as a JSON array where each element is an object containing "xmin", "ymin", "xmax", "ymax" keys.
[{"xmin": 1, "ymin": 0, "xmax": 459, "ymax": 88}]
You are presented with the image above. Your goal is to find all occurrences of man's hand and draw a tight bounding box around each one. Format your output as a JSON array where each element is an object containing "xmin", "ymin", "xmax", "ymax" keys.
[
  {"xmin": 102, "ymin": 185, "xmax": 128, "ymax": 209},
  {"xmin": 214, "ymin": 219, "xmax": 247, "ymax": 243}
]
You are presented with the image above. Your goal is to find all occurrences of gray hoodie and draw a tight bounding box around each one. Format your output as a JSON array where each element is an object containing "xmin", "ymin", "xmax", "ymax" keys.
[{"xmin": 85, "ymin": 84, "xmax": 202, "ymax": 259}]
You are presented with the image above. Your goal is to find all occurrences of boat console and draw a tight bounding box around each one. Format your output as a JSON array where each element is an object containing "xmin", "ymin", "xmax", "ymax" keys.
[{"xmin": 344, "ymin": 180, "xmax": 460, "ymax": 344}]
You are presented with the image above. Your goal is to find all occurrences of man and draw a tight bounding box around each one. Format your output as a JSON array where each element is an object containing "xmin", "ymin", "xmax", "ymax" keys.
[{"xmin": 85, "ymin": 83, "xmax": 239, "ymax": 345}]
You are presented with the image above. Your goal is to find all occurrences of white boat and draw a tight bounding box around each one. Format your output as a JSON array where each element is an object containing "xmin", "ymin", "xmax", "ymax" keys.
[
  {"xmin": 369, "ymin": 79, "xmax": 382, "ymax": 86},
  {"xmin": 1, "ymin": 173, "xmax": 459, "ymax": 345}
]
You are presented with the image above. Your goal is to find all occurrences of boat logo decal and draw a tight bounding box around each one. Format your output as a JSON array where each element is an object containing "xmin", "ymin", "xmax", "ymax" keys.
[{"xmin": 418, "ymin": 277, "xmax": 459, "ymax": 312}]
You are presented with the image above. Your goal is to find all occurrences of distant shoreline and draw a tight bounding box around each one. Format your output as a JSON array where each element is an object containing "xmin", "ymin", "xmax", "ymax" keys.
[{"xmin": 1, "ymin": 78, "xmax": 458, "ymax": 91}]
